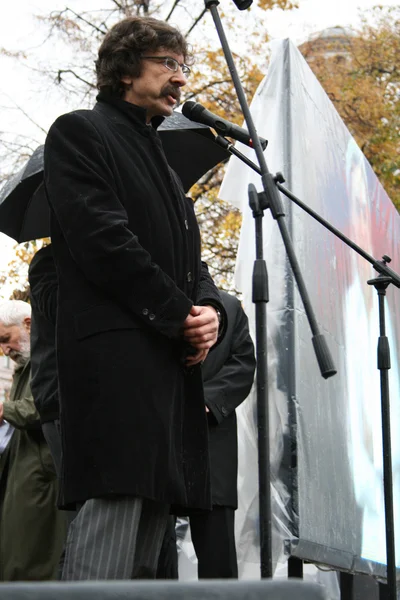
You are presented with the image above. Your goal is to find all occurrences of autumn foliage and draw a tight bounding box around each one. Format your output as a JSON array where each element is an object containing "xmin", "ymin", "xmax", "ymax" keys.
[
  {"xmin": 299, "ymin": 6, "xmax": 400, "ymax": 209},
  {"xmin": 0, "ymin": 0, "xmax": 277, "ymax": 296},
  {"xmin": 0, "ymin": 1, "xmax": 399, "ymax": 298}
]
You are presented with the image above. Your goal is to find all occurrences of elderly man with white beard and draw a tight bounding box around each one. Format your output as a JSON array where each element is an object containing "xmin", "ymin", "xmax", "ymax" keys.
[{"xmin": 0, "ymin": 300, "xmax": 66, "ymax": 581}]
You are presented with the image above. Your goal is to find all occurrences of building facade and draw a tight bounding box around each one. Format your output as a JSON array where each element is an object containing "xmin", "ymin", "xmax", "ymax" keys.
[{"xmin": 299, "ymin": 26, "xmax": 356, "ymax": 64}]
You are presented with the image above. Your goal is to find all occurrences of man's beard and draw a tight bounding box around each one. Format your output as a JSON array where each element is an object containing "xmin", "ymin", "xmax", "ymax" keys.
[{"xmin": 9, "ymin": 330, "xmax": 30, "ymax": 366}]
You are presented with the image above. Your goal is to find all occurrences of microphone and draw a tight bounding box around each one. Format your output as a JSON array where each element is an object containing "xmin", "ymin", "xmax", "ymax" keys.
[
  {"xmin": 232, "ymin": 0, "xmax": 253, "ymax": 9},
  {"xmin": 182, "ymin": 101, "xmax": 267, "ymax": 151}
]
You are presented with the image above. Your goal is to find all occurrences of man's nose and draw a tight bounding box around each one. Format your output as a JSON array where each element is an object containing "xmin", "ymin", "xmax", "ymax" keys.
[{"xmin": 171, "ymin": 69, "xmax": 187, "ymax": 87}]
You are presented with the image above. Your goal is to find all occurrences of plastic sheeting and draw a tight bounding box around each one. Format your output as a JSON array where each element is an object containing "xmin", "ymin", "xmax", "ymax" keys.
[{"xmin": 216, "ymin": 38, "xmax": 400, "ymax": 583}]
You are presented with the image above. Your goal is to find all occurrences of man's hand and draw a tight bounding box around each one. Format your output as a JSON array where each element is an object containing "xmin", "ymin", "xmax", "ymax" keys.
[
  {"xmin": 183, "ymin": 305, "xmax": 219, "ymax": 350},
  {"xmin": 185, "ymin": 348, "xmax": 209, "ymax": 368}
]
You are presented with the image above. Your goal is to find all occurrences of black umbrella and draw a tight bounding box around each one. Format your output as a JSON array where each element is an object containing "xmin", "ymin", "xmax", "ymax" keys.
[
  {"xmin": 0, "ymin": 112, "xmax": 229, "ymax": 242},
  {"xmin": 0, "ymin": 146, "xmax": 45, "ymax": 242}
]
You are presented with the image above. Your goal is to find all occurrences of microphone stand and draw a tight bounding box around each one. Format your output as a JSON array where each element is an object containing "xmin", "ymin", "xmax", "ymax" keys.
[
  {"xmin": 204, "ymin": 0, "xmax": 337, "ymax": 580},
  {"xmin": 214, "ymin": 136, "xmax": 399, "ymax": 598}
]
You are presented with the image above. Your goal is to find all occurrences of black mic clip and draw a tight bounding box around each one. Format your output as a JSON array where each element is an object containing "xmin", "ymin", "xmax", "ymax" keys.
[
  {"xmin": 232, "ymin": 0, "xmax": 253, "ymax": 9},
  {"xmin": 205, "ymin": 0, "xmax": 252, "ymax": 8}
]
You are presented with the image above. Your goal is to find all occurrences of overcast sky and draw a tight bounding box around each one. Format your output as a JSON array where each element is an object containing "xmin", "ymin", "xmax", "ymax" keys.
[{"xmin": 0, "ymin": 0, "xmax": 396, "ymax": 278}]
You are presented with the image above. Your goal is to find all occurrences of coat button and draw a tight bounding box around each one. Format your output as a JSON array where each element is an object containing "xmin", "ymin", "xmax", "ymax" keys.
[
  {"xmin": 142, "ymin": 308, "xmax": 149, "ymax": 316},
  {"xmin": 187, "ymin": 272, "xmax": 192, "ymax": 282},
  {"xmin": 221, "ymin": 407, "xmax": 228, "ymax": 416},
  {"xmin": 149, "ymin": 313, "xmax": 155, "ymax": 321}
]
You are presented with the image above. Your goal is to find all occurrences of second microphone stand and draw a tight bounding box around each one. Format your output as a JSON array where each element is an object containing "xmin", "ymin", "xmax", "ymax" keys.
[{"xmin": 216, "ymin": 134, "xmax": 399, "ymax": 598}]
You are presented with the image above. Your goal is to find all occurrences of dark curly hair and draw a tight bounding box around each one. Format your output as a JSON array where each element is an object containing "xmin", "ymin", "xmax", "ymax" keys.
[{"xmin": 95, "ymin": 17, "xmax": 192, "ymax": 96}]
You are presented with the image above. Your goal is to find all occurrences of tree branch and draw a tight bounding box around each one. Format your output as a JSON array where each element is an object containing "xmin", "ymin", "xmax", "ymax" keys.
[
  {"xmin": 185, "ymin": 9, "xmax": 207, "ymax": 37},
  {"xmin": 65, "ymin": 6, "xmax": 108, "ymax": 35},
  {"xmin": 166, "ymin": 0, "xmax": 181, "ymax": 22},
  {"xmin": 56, "ymin": 69, "xmax": 97, "ymax": 89},
  {"xmin": 1, "ymin": 93, "xmax": 47, "ymax": 135},
  {"xmin": 110, "ymin": 0, "xmax": 124, "ymax": 11},
  {"xmin": 184, "ymin": 79, "xmax": 233, "ymax": 100}
]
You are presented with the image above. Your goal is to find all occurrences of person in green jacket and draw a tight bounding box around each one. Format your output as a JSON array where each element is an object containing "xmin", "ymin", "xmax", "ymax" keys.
[{"xmin": 0, "ymin": 300, "xmax": 66, "ymax": 581}]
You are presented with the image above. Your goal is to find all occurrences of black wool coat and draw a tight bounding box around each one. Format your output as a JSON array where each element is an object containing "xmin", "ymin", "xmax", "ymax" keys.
[
  {"xmin": 203, "ymin": 291, "xmax": 256, "ymax": 509},
  {"xmin": 29, "ymin": 245, "xmax": 59, "ymax": 424},
  {"xmin": 44, "ymin": 93, "xmax": 225, "ymax": 512}
]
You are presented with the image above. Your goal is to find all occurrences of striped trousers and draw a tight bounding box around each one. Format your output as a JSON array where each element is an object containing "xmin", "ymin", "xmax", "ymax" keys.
[{"xmin": 61, "ymin": 496, "xmax": 169, "ymax": 580}]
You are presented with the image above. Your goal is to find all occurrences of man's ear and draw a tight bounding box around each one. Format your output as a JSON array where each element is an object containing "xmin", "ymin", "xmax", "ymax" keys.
[
  {"xmin": 121, "ymin": 76, "xmax": 133, "ymax": 87},
  {"xmin": 23, "ymin": 316, "xmax": 31, "ymax": 334}
]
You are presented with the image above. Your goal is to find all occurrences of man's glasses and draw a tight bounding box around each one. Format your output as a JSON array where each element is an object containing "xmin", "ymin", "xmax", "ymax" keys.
[{"xmin": 141, "ymin": 56, "xmax": 191, "ymax": 77}]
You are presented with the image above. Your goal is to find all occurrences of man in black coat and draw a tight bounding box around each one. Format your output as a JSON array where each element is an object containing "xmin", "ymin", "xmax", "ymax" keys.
[
  {"xmin": 158, "ymin": 291, "xmax": 255, "ymax": 579},
  {"xmin": 191, "ymin": 291, "xmax": 255, "ymax": 578},
  {"xmin": 43, "ymin": 16, "xmax": 226, "ymax": 581},
  {"xmin": 28, "ymin": 245, "xmax": 61, "ymax": 473}
]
